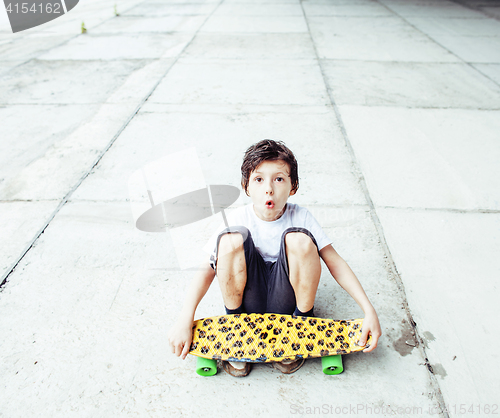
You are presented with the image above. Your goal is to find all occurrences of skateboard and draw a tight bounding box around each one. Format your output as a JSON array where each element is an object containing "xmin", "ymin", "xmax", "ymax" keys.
[{"xmin": 189, "ymin": 313, "xmax": 371, "ymax": 376}]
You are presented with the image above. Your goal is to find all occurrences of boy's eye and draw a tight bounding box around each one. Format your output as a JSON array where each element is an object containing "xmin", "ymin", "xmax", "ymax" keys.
[
  {"xmin": 255, "ymin": 177, "xmax": 262, "ymax": 182},
  {"xmin": 276, "ymin": 177, "xmax": 283, "ymax": 182}
]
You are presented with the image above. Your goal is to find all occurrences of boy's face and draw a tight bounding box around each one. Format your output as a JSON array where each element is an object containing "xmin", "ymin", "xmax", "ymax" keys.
[{"xmin": 247, "ymin": 160, "xmax": 296, "ymax": 222}]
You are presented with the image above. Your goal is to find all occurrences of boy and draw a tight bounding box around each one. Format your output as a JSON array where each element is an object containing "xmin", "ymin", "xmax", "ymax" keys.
[{"xmin": 168, "ymin": 140, "xmax": 381, "ymax": 377}]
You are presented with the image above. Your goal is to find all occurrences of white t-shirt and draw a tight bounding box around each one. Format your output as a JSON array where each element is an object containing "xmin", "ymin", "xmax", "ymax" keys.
[{"xmin": 205, "ymin": 203, "xmax": 332, "ymax": 264}]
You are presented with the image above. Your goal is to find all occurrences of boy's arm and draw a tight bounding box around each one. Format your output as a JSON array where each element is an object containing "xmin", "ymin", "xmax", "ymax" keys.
[
  {"xmin": 319, "ymin": 244, "xmax": 382, "ymax": 353},
  {"xmin": 168, "ymin": 260, "xmax": 216, "ymax": 359}
]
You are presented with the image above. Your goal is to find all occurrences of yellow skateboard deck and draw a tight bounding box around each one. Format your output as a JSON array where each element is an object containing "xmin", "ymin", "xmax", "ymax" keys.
[{"xmin": 189, "ymin": 313, "xmax": 370, "ymax": 363}]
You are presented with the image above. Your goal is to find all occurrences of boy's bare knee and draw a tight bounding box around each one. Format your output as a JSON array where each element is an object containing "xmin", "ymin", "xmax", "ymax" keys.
[
  {"xmin": 218, "ymin": 232, "xmax": 244, "ymax": 257},
  {"xmin": 285, "ymin": 232, "xmax": 316, "ymax": 255}
]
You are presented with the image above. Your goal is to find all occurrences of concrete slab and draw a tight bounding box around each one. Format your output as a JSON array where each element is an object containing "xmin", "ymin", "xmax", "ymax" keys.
[
  {"xmin": 0, "ymin": 61, "xmax": 23, "ymax": 76},
  {"xmin": 0, "ymin": 59, "xmax": 151, "ymax": 104},
  {"xmin": 184, "ymin": 33, "xmax": 316, "ymax": 60},
  {"xmin": 322, "ymin": 60, "xmax": 500, "ymax": 109},
  {"xmin": 0, "ymin": 200, "xmax": 440, "ymax": 416},
  {"xmin": 91, "ymin": 15, "xmax": 207, "ymax": 34},
  {"xmin": 0, "ymin": 103, "xmax": 100, "ymax": 191},
  {"xmin": 303, "ymin": 2, "xmax": 394, "ymax": 16},
  {"xmin": 0, "ymin": 34, "xmax": 74, "ymax": 61},
  {"xmin": 406, "ymin": 17, "xmax": 500, "ymax": 37},
  {"xmin": 380, "ymin": 0, "xmax": 485, "ymax": 18},
  {"xmin": 38, "ymin": 33, "xmax": 192, "ymax": 60},
  {"xmin": 0, "ymin": 201, "xmax": 59, "ymax": 280},
  {"xmin": 0, "ymin": 103, "xmax": 137, "ymax": 201},
  {"xmin": 473, "ymin": 63, "xmax": 500, "ymax": 85},
  {"xmin": 200, "ymin": 15, "xmax": 308, "ymax": 33},
  {"xmin": 377, "ymin": 208, "xmax": 500, "ymax": 408},
  {"xmin": 72, "ymin": 105, "xmax": 367, "ymax": 207},
  {"xmin": 426, "ymin": 34, "xmax": 500, "ymax": 63},
  {"xmin": 122, "ymin": 2, "xmax": 218, "ymax": 17},
  {"xmin": 339, "ymin": 106, "xmax": 500, "ymax": 210},
  {"xmin": 148, "ymin": 59, "xmax": 329, "ymax": 105},
  {"xmin": 212, "ymin": 3, "xmax": 303, "ymax": 16},
  {"xmin": 105, "ymin": 58, "xmax": 175, "ymax": 104},
  {"xmin": 308, "ymin": 16, "xmax": 459, "ymax": 61}
]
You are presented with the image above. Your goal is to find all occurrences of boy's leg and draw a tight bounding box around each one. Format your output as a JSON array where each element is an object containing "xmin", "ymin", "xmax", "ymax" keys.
[
  {"xmin": 285, "ymin": 231, "xmax": 321, "ymax": 315},
  {"xmin": 214, "ymin": 226, "xmax": 268, "ymax": 314},
  {"xmin": 267, "ymin": 227, "xmax": 321, "ymax": 316},
  {"xmin": 216, "ymin": 232, "xmax": 246, "ymax": 311}
]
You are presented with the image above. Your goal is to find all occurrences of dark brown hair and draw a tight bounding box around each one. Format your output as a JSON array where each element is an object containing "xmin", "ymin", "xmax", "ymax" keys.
[{"xmin": 241, "ymin": 139, "xmax": 299, "ymax": 196}]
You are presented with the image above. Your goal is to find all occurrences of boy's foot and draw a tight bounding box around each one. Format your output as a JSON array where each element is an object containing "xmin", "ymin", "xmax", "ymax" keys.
[
  {"xmin": 272, "ymin": 358, "xmax": 305, "ymax": 374},
  {"xmin": 222, "ymin": 361, "xmax": 252, "ymax": 377}
]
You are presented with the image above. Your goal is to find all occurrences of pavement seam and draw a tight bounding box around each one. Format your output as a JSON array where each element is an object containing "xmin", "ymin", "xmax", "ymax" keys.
[
  {"xmin": 300, "ymin": 1, "xmax": 450, "ymax": 416},
  {"xmin": 0, "ymin": 0, "xmax": 225, "ymax": 291}
]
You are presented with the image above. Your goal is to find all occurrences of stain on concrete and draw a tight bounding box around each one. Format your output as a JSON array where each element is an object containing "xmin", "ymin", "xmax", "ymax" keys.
[
  {"xmin": 422, "ymin": 331, "xmax": 436, "ymax": 348},
  {"xmin": 430, "ymin": 363, "xmax": 447, "ymax": 379},
  {"xmin": 393, "ymin": 325, "xmax": 418, "ymax": 356}
]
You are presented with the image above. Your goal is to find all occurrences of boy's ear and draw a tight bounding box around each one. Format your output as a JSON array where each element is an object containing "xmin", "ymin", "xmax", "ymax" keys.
[{"xmin": 289, "ymin": 190, "xmax": 296, "ymax": 196}]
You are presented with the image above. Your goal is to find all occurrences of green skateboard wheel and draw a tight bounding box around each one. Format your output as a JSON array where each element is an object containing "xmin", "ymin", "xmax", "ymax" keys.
[
  {"xmin": 321, "ymin": 355, "xmax": 343, "ymax": 375},
  {"xmin": 196, "ymin": 357, "xmax": 217, "ymax": 376}
]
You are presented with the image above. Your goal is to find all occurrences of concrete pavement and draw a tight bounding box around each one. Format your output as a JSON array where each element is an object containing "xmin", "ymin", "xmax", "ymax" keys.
[{"xmin": 1, "ymin": 0, "xmax": 499, "ymax": 416}]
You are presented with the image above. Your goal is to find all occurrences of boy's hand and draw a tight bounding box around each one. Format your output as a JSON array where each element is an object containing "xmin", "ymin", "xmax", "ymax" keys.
[
  {"xmin": 168, "ymin": 319, "xmax": 193, "ymax": 360},
  {"xmin": 359, "ymin": 310, "xmax": 382, "ymax": 353}
]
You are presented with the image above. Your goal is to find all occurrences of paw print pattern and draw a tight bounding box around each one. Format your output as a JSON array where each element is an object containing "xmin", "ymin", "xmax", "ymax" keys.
[{"xmin": 273, "ymin": 349, "xmax": 285, "ymax": 358}]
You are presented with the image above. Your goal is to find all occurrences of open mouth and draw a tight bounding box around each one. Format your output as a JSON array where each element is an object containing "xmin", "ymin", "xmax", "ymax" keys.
[{"xmin": 265, "ymin": 200, "xmax": 275, "ymax": 209}]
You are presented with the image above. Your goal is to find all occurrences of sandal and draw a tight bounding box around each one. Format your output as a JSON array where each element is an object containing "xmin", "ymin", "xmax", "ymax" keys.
[
  {"xmin": 222, "ymin": 361, "xmax": 252, "ymax": 377},
  {"xmin": 272, "ymin": 358, "xmax": 305, "ymax": 374}
]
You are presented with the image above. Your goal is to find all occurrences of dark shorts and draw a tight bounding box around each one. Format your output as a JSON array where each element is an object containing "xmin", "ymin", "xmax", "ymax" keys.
[{"xmin": 213, "ymin": 226, "xmax": 319, "ymax": 315}]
